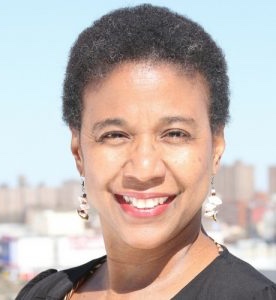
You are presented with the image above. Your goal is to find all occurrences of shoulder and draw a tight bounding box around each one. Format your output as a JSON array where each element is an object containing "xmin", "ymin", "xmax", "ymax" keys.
[
  {"xmin": 206, "ymin": 247, "xmax": 276, "ymax": 299},
  {"xmin": 15, "ymin": 269, "xmax": 58, "ymax": 300},
  {"xmin": 175, "ymin": 247, "xmax": 276, "ymax": 300},
  {"xmin": 217, "ymin": 248, "xmax": 274, "ymax": 282},
  {"xmin": 15, "ymin": 255, "xmax": 106, "ymax": 300}
]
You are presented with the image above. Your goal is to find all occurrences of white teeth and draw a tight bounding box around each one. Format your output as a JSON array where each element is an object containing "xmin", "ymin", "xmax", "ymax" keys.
[
  {"xmin": 136, "ymin": 200, "xmax": 145, "ymax": 209},
  {"xmin": 145, "ymin": 199, "xmax": 158, "ymax": 208},
  {"xmin": 124, "ymin": 195, "xmax": 131, "ymax": 203},
  {"xmin": 131, "ymin": 198, "xmax": 138, "ymax": 207},
  {"xmin": 158, "ymin": 197, "xmax": 167, "ymax": 204},
  {"xmin": 122, "ymin": 196, "xmax": 168, "ymax": 209}
]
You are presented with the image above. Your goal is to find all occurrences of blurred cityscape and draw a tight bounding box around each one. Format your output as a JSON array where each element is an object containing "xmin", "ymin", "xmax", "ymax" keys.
[{"xmin": 0, "ymin": 160, "xmax": 275, "ymax": 299}]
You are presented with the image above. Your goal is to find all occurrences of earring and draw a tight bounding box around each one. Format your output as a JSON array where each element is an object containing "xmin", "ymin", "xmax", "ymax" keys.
[
  {"xmin": 77, "ymin": 177, "xmax": 90, "ymax": 220},
  {"xmin": 204, "ymin": 177, "xmax": 222, "ymax": 221}
]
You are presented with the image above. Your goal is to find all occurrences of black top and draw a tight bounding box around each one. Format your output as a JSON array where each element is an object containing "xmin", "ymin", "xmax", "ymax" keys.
[
  {"xmin": 16, "ymin": 247, "xmax": 276, "ymax": 300},
  {"xmin": 172, "ymin": 247, "xmax": 276, "ymax": 299}
]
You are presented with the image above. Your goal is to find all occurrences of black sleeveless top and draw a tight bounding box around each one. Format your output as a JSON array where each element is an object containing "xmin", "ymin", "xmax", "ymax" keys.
[{"xmin": 16, "ymin": 248, "xmax": 276, "ymax": 300}]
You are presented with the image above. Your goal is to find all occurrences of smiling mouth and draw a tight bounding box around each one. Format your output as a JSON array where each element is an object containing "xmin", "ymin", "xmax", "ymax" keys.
[{"xmin": 115, "ymin": 194, "xmax": 176, "ymax": 209}]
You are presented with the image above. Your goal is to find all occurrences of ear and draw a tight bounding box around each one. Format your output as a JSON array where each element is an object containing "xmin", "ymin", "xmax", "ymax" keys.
[
  {"xmin": 212, "ymin": 127, "xmax": 225, "ymax": 175},
  {"xmin": 70, "ymin": 128, "xmax": 84, "ymax": 176}
]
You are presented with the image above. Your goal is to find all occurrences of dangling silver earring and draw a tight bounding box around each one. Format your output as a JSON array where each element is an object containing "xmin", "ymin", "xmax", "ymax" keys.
[
  {"xmin": 77, "ymin": 177, "xmax": 90, "ymax": 220},
  {"xmin": 204, "ymin": 177, "xmax": 222, "ymax": 221}
]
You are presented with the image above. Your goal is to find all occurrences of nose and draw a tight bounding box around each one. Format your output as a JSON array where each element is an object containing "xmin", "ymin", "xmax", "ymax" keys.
[{"xmin": 122, "ymin": 135, "xmax": 166, "ymax": 187}]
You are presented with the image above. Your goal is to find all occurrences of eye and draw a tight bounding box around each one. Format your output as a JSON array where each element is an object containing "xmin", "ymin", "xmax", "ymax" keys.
[
  {"xmin": 97, "ymin": 131, "xmax": 130, "ymax": 145},
  {"xmin": 161, "ymin": 129, "xmax": 192, "ymax": 143}
]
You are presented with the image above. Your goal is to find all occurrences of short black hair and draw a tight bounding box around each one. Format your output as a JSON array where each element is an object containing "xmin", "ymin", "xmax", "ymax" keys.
[{"xmin": 62, "ymin": 4, "xmax": 230, "ymax": 133}]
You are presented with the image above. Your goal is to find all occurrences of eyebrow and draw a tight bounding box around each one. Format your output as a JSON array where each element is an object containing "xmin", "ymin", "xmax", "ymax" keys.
[
  {"xmin": 160, "ymin": 116, "xmax": 196, "ymax": 127},
  {"xmin": 91, "ymin": 116, "xmax": 196, "ymax": 132},
  {"xmin": 92, "ymin": 118, "xmax": 126, "ymax": 132}
]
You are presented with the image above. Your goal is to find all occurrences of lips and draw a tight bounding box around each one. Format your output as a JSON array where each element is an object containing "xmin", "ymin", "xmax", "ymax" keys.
[{"xmin": 114, "ymin": 193, "xmax": 176, "ymax": 217}]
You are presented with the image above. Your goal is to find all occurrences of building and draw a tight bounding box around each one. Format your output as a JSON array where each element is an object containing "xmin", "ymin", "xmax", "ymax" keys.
[
  {"xmin": 0, "ymin": 177, "xmax": 80, "ymax": 223},
  {"xmin": 268, "ymin": 166, "xmax": 276, "ymax": 196},
  {"xmin": 215, "ymin": 161, "xmax": 255, "ymax": 227}
]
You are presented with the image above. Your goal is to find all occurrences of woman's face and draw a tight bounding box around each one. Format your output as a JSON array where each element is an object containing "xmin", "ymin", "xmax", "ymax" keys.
[{"xmin": 71, "ymin": 62, "xmax": 224, "ymax": 249}]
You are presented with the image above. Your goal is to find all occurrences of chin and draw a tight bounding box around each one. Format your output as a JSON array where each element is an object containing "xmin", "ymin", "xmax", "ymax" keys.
[
  {"xmin": 119, "ymin": 225, "xmax": 179, "ymax": 251},
  {"xmin": 124, "ymin": 237, "xmax": 167, "ymax": 251}
]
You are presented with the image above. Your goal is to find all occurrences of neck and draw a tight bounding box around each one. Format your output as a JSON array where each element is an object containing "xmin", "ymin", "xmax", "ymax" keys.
[{"xmin": 99, "ymin": 216, "xmax": 217, "ymax": 294}]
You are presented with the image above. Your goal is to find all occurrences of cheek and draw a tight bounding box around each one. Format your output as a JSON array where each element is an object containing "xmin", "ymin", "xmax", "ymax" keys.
[
  {"xmin": 82, "ymin": 147, "xmax": 126, "ymax": 188},
  {"xmin": 166, "ymin": 144, "xmax": 213, "ymax": 186}
]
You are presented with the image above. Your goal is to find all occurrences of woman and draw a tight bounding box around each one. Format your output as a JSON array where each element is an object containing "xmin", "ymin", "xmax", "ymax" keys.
[{"xmin": 16, "ymin": 4, "xmax": 275, "ymax": 299}]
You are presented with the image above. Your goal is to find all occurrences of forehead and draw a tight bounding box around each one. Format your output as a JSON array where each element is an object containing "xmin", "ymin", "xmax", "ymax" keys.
[
  {"xmin": 85, "ymin": 61, "xmax": 209, "ymax": 98},
  {"xmin": 82, "ymin": 61, "xmax": 210, "ymax": 126}
]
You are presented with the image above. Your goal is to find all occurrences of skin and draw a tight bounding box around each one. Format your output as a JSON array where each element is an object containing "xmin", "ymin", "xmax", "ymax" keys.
[{"xmin": 70, "ymin": 62, "xmax": 225, "ymax": 299}]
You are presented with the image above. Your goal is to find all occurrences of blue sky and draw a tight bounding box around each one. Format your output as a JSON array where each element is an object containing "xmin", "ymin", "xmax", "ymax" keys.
[{"xmin": 0, "ymin": 0, "xmax": 275, "ymax": 190}]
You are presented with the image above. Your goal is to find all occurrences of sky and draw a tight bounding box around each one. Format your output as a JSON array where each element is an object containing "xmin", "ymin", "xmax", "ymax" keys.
[{"xmin": 0, "ymin": 0, "xmax": 275, "ymax": 191}]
